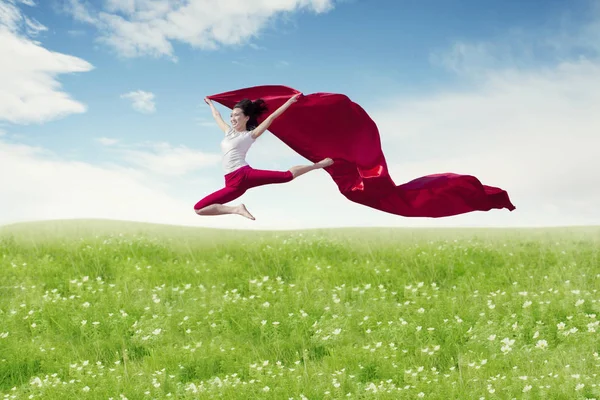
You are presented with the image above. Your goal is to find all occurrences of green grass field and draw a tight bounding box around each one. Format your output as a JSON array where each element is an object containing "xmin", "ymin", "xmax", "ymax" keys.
[{"xmin": 1, "ymin": 220, "xmax": 599, "ymax": 399}]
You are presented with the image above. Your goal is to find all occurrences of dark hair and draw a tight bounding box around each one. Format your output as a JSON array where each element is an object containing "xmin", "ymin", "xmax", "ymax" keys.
[{"xmin": 234, "ymin": 98, "xmax": 268, "ymax": 130}]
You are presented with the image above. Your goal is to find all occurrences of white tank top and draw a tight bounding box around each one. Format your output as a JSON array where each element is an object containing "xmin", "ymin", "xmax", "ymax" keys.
[{"xmin": 220, "ymin": 128, "xmax": 256, "ymax": 173}]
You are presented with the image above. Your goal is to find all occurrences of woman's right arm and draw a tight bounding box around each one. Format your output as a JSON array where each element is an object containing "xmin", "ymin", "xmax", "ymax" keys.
[{"xmin": 205, "ymin": 98, "xmax": 230, "ymax": 133}]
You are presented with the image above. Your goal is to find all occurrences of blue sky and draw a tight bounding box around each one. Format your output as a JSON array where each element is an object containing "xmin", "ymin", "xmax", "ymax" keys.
[{"xmin": 1, "ymin": 0, "xmax": 599, "ymax": 229}]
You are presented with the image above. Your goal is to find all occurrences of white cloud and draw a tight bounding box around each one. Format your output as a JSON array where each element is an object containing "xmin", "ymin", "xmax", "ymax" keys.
[
  {"xmin": 0, "ymin": 1, "xmax": 93, "ymax": 125},
  {"xmin": 63, "ymin": 0, "xmax": 97, "ymax": 24},
  {"xmin": 65, "ymin": 0, "xmax": 336, "ymax": 59},
  {"xmin": 23, "ymin": 15, "xmax": 46, "ymax": 36},
  {"xmin": 120, "ymin": 90, "xmax": 156, "ymax": 114},
  {"xmin": 429, "ymin": 3, "xmax": 600, "ymax": 78},
  {"xmin": 0, "ymin": 1, "xmax": 24, "ymax": 31},
  {"xmin": 96, "ymin": 137, "xmax": 119, "ymax": 145},
  {"xmin": 114, "ymin": 141, "xmax": 222, "ymax": 176},
  {"xmin": 0, "ymin": 138, "xmax": 187, "ymax": 227}
]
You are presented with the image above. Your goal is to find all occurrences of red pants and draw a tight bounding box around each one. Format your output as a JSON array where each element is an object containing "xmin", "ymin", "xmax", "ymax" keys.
[{"xmin": 194, "ymin": 165, "xmax": 294, "ymax": 210}]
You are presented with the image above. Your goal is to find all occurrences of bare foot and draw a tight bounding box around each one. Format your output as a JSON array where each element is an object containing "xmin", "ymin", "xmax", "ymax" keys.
[
  {"xmin": 236, "ymin": 204, "xmax": 255, "ymax": 220},
  {"xmin": 315, "ymin": 158, "xmax": 334, "ymax": 168}
]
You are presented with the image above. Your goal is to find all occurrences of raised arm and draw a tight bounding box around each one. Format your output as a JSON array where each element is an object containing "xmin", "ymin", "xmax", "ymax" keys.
[
  {"xmin": 250, "ymin": 93, "xmax": 301, "ymax": 139},
  {"xmin": 204, "ymin": 97, "xmax": 230, "ymax": 133}
]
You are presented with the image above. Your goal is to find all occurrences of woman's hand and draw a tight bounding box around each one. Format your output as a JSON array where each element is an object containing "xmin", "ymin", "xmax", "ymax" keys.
[{"xmin": 288, "ymin": 93, "xmax": 301, "ymax": 104}]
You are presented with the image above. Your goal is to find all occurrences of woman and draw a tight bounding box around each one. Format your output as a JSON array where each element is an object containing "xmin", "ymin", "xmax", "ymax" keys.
[{"xmin": 195, "ymin": 93, "xmax": 334, "ymax": 220}]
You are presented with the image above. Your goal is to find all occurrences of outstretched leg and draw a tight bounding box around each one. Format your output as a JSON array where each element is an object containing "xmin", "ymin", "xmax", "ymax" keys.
[
  {"xmin": 243, "ymin": 157, "xmax": 333, "ymax": 187},
  {"xmin": 288, "ymin": 158, "xmax": 333, "ymax": 179},
  {"xmin": 194, "ymin": 186, "xmax": 255, "ymax": 220}
]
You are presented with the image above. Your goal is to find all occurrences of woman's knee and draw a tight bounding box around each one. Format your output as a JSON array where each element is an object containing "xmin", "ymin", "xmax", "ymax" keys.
[
  {"xmin": 194, "ymin": 202, "xmax": 213, "ymax": 213},
  {"xmin": 196, "ymin": 187, "xmax": 244, "ymax": 210},
  {"xmin": 194, "ymin": 189, "xmax": 227, "ymax": 211}
]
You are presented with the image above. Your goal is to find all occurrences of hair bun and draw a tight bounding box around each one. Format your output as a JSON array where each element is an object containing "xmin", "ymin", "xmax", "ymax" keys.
[{"xmin": 251, "ymin": 99, "xmax": 267, "ymax": 117}]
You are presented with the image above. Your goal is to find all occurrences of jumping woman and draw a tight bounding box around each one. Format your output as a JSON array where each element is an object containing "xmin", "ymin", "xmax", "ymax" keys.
[{"xmin": 195, "ymin": 94, "xmax": 334, "ymax": 220}]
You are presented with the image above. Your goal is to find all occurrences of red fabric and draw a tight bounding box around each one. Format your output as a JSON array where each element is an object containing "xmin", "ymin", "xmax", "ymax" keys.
[
  {"xmin": 208, "ymin": 85, "xmax": 515, "ymax": 218},
  {"xmin": 194, "ymin": 165, "xmax": 293, "ymax": 210}
]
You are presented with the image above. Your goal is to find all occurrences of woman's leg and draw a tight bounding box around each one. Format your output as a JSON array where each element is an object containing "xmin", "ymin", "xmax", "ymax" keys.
[
  {"xmin": 243, "ymin": 167, "xmax": 294, "ymax": 188},
  {"xmin": 194, "ymin": 186, "xmax": 255, "ymax": 220},
  {"xmin": 288, "ymin": 158, "xmax": 333, "ymax": 179},
  {"xmin": 242, "ymin": 158, "xmax": 334, "ymax": 190}
]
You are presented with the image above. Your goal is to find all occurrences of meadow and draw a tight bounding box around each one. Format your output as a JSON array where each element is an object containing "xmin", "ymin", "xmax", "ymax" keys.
[{"xmin": 0, "ymin": 220, "xmax": 599, "ymax": 399}]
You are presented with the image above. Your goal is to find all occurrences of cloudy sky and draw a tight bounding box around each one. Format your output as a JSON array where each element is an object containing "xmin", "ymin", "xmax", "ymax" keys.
[{"xmin": 1, "ymin": 0, "xmax": 598, "ymax": 230}]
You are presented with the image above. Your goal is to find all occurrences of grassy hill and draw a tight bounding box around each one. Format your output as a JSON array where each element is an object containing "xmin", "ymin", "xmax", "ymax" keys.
[{"xmin": 1, "ymin": 220, "xmax": 598, "ymax": 399}]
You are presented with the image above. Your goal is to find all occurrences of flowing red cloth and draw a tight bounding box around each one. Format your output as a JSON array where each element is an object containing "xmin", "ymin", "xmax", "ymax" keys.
[{"xmin": 207, "ymin": 85, "xmax": 515, "ymax": 218}]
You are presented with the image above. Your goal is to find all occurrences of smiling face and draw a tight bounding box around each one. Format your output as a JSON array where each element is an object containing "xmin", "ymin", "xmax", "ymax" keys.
[{"xmin": 231, "ymin": 107, "xmax": 249, "ymax": 131}]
